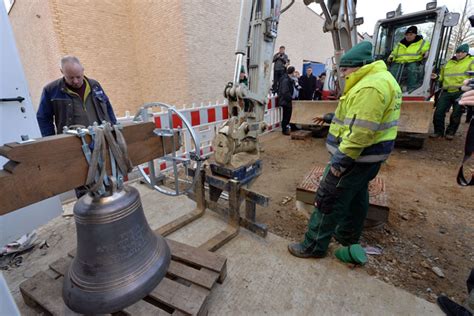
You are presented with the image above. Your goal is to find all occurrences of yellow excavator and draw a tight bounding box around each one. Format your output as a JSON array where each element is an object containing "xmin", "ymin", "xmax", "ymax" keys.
[{"xmin": 293, "ymin": 1, "xmax": 460, "ymax": 149}]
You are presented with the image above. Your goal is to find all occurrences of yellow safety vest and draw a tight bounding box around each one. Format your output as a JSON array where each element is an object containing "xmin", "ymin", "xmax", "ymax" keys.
[
  {"xmin": 327, "ymin": 60, "xmax": 402, "ymax": 164},
  {"xmin": 439, "ymin": 55, "xmax": 474, "ymax": 92},
  {"xmin": 390, "ymin": 38, "xmax": 430, "ymax": 63}
]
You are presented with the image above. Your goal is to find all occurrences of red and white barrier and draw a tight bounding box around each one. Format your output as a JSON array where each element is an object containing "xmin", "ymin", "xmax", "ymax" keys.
[{"xmin": 119, "ymin": 96, "xmax": 281, "ymax": 173}]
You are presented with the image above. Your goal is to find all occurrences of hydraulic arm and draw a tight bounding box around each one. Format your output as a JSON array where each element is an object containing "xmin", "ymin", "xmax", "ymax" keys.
[{"xmin": 214, "ymin": 0, "xmax": 282, "ymax": 166}]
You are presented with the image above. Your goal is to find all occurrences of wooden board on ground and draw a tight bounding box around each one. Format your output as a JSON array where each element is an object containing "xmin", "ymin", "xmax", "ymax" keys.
[
  {"xmin": 291, "ymin": 100, "xmax": 434, "ymax": 134},
  {"xmin": 296, "ymin": 165, "xmax": 389, "ymax": 223},
  {"xmin": 290, "ymin": 130, "xmax": 312, "ymax": 140},
  {"xmin": 20, "ymin": 239, "xmax": 227, "ymax": 316}
]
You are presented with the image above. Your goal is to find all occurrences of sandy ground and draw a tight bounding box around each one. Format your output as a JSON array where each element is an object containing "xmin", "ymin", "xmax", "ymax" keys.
[{"xmin": 251, "ymin": 120, "xmax": 473, "ymax": 304}]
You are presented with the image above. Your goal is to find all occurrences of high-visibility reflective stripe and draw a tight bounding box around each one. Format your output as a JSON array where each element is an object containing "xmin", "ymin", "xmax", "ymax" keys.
[
  {"xmin": 444, "ymin": 72, "xmax": 469, "ymax": 77},
  {"xmin": 341, "ymin": 118, "xmax": 399, "ymax": 131},
  {"xmin": 378, "ymin": 120, "xmax": 399, "ymax": 130},
  {"xmin": 343, "ymin": 118, "xmax": 379, "ymax": 130},
  {"xmin": 416, "ymin": 40, "xmax": 426, "ymax": 54},
  {"xmin": 397, "ymin": 53, "xmax": 422, "ymax": 57},
  {"xmin": 444, "ymin": 85, "xmax": 462, "ymax": 90},
  {"xmin": 332, "ymin": 117, "xmax": 344, "ymax": 125}
]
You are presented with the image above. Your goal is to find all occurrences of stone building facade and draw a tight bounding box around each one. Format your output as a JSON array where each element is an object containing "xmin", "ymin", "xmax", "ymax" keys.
[{"xmin": 8, "ymin": 0, "xmax": 333, "ymax": 116}]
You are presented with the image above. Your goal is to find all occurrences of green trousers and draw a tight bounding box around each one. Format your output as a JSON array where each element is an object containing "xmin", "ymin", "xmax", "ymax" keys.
[
  {"xmin": 389, "ymin": 62, "xmax": 422, "ymax": 91},
  {"xmin": 302, "ymin": 162, "xmax": 382, "ymax": 256},
  {"xmin": 433, "ymin": 90, "xmax": 463, "ymax": 136}
]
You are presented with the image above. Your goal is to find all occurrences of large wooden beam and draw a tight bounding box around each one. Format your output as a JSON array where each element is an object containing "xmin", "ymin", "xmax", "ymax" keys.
[{"xmin": 0, "ymin": 122, "xmax": 180, "ymax": 216}]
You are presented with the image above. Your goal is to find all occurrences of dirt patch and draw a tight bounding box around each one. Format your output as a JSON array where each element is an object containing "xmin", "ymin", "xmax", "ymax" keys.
[{"xmin": 252, "ymin": 122, "xmax": 473, "ymax": 304}]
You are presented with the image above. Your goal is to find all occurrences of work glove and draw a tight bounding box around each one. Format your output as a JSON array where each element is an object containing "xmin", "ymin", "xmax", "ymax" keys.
[{"xmin": 314, "ymin": 168, "xmax": 341, "ymax": 214}]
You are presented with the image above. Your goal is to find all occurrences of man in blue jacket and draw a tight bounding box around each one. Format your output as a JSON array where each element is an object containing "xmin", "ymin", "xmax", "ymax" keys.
[{"xmin": 36, "ymin": 55, "xmax": 117, "ymax": 136}]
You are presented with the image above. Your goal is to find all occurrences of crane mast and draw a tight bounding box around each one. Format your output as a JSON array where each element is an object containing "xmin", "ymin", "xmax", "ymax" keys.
[{"xmin": 214, "ymin": 0, "xmax": 281, "ymax": 167}]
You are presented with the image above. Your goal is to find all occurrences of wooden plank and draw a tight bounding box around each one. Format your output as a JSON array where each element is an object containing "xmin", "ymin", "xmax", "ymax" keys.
[
  {"xmin": 166, "ymin": 239, "xmax": 227, "ymax": 274},
  {"xmin": 148, "ymin": 278, "xmax": 208, "ymax": 316},
  {"xmin": 156, "ymin": 208, "xmax": 205, "ymax": 237},
  {"xmin": 20, "ymin": 272, "xmax": 79, "ymax": 315},
  {"xmin": 49, "ymin": 256, "xmax": 72, "ymax": 276},
  {"xmin": 0, "ymin": 122, "xmax": 180, "ymax": 216},
  {"xmin": 167, "ymin": 260, "xmax": 218, "ymax": 290},
  {"xmin": 122, "ymin": 300, "xmax": 171, "ymax": 316}
]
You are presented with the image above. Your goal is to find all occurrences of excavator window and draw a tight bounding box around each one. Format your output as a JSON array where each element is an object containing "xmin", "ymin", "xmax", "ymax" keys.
[{"xmin": 373, "ymin": 14, "xmax": 438, "ymax": 94}]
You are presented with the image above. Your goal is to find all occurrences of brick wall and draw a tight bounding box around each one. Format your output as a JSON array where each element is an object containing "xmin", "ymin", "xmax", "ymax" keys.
[
  {"xmin": 9, "ymin": 0, "xmax": 333, "ymax": 116},
  {"xmin": 50, "ymin": 0, "xmax": 143, "ymax": 116},
  {"xmin": 182, "ymin": 0, "xmax": 240, "ymax": 106},
  {"xmin": 129, "ymin": 0, "xmax": 190, "ymax": 110}
]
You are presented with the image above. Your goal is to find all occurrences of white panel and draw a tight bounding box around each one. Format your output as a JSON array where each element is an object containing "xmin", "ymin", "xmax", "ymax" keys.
[{"xmin": 0, "ymin": 4, "xmax": 62, "ymax": 246}]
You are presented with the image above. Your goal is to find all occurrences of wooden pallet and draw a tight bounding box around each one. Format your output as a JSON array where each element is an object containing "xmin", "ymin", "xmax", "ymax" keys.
[{"xmin": 20, "ymin": 239, "xmax": 227, "ymax": 315}]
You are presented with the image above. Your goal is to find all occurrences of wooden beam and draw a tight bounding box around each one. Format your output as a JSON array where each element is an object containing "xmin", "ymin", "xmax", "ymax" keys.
[{"xmin": 0, "ymin": 122, "xmax": 180, "ymax": 216}]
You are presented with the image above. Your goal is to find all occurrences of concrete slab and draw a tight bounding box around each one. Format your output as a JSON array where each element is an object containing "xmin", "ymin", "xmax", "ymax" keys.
[
  {"xmin": 3, "ymin": 181, "xmax": 441, "ymax": 315},
  {"xmin": 207, "ymin": 229, "xmax": 441, "ymax": 315}
]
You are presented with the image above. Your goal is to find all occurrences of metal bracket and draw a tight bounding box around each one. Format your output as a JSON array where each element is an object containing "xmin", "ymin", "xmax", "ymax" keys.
[{"xmin": 133, "ymin": 102, "xmax": 204, "ymax": 196}]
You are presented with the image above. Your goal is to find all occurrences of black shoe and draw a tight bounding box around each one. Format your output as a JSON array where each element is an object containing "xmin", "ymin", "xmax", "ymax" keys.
[
  {"xmin": 437, "ymin": 296, "xmax": 472, "ymax": 316},
  {"xmin": 282, "ymin": 130, "xmax": 290, "ymax": 136},
  {"xmin": 288, "ymin": 243, "xmax": 325, "ymax": 258},
  {"xmin": 445, "ymin": 134, "xmax": 454, "ymax": 140}
]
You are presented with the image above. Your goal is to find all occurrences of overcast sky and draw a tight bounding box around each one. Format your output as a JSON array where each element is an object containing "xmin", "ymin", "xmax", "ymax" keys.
[{"xmin": 309, "ymin": 0, "xmax": 469, "ymax": 35}]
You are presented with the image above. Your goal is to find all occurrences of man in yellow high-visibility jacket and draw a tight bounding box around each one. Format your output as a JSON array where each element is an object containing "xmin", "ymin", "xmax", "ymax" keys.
[
  {"xmin": 288, "ymin": 41, "xmax": 402, "ymax": 258},
  {"xmin": 431, "ymin": 43, "xmax": 474, "ymax": 139},
  {"xmin": 388, "ymin": 25, "xmax": 430, "ymax": 92}
]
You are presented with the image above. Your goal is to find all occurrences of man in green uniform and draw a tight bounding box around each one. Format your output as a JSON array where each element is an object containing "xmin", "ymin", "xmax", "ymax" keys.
[
  {"xmin": 388, "ymin": 25, "xmax": 430, "ymax": 92},
  {"xmin": 288, "ymin": 41, "xmax": 402, "ymax": 258},
  {"xmin": 431, "ymin": 43, "xmax": 474, "ymax": 139}
]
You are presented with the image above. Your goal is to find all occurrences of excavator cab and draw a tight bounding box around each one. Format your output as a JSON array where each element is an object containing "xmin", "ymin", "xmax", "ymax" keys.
[
  {"xmin": 373, "ymin": 5, "xmax": 460, "ymax": 98},
  {"xmin": 370, "ymin": 5, "xmax": 459, "ymax": 147}
]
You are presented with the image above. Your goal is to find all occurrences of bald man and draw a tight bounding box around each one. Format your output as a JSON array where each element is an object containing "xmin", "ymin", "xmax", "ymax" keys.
[{"xmin": 37, "ymin": 56, "xmax": 117, "ymax": 136}]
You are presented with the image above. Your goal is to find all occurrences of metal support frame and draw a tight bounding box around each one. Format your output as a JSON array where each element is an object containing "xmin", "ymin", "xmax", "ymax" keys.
[{"xmin": 155, "ymin": 164, "xmax": 269, "ymax": 252}]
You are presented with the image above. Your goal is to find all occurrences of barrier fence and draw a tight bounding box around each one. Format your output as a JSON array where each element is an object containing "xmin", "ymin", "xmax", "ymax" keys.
[{"xmin": 119, "ymin": 96, "xmax": 281, "ymax": 173}]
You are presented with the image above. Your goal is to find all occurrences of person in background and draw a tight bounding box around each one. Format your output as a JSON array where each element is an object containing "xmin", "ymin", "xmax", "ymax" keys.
[
  {"xmin": 430, "ymin": 43, "xmax": 474, "ymax": 140},
  {"xmin": 37, "ymin": 56, "xmax": 117, "ymax": 198},
  {"xmin": 437, "ymin": 269, "xmax": 473, "ymax": 316},
  {"xmin": 299, "ymin": 67, "xmax": 317, "ymax": 100},
  {"xmin": 277, "ymin": 66, "xmax": 295, "ymax": 135},
  {"xmin": 388, "ymin": 25, "xmax": 430, "ymax": 92},
  {"xmin": 272, "ymin": 46, "xmax": 289, "ymax": 93},
  {"xmin": 37, "ymin": 55, "xmax": 117, "ymax": 137},
  {"xmin": 314, "ymin": 72, "xmax": 326, "ymax": 100},
  {"xmin": 292, "ymin": 70, "xmax": 302, "ymax": 100}
]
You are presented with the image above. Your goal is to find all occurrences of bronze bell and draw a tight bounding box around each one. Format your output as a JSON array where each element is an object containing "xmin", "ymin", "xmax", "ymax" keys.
[{"xmin": 63, "ymin": 185, "xmax": 170, "ymax": 314}]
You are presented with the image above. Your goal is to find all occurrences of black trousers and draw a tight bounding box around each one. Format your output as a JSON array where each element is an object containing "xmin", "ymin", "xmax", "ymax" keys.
[
  {"xmin": 281, "ymin": 103, "xmax": 292, "ymax": 132},
  {"xmin": 466, "ymin": 106, "xmax": 473, "ymax": 123},
  {"xmin": 273, "ymin": 69, "xmax": 285, "ymax": 93}
]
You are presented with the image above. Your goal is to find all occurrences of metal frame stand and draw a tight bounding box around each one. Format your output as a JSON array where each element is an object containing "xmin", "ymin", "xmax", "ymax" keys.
[{"xmin": 156, "ymin": 164, "xmax": 269, "ymax": 252}]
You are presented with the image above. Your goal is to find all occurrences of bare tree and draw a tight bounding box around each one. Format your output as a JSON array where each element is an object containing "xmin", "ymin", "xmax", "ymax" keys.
[{"xmin": 448, "ymin": 0, "xmax": 474, "ymax": 55}]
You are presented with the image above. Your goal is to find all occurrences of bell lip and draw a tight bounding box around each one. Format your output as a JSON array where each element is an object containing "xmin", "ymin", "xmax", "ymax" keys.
[{"xmin": 63, "ymin": 235, "xmax": 171, "ymax": 314}]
